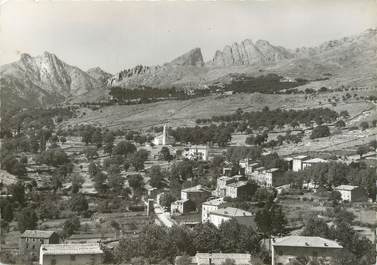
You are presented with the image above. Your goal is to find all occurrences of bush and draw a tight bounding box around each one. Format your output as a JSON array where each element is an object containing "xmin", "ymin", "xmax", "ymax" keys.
[{"xmin": 310, "ymin": 125, "xmax": 330, "ymax": 139}]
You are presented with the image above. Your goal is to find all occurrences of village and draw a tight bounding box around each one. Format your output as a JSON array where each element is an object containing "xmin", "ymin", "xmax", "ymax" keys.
[{"xmin": 0, "ymin": 103, "xmax": 376, "ymax": 265}]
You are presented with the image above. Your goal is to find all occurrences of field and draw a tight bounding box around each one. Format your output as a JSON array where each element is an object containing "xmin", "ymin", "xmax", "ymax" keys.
[{"xmin": 62, "ymin": 88, "xmax": 376, "ymax": 131}]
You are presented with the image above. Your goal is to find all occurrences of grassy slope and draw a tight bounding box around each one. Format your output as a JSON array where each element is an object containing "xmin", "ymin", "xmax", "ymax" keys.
[{"xmin": 62, "ymin": 88, "xmax": 375, "ymax": 131}]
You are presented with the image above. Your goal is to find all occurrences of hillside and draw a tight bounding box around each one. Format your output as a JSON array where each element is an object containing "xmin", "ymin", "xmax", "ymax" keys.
[{"xmin": 1, "ymin": 29, "xmax": 376, "ymax": 110}]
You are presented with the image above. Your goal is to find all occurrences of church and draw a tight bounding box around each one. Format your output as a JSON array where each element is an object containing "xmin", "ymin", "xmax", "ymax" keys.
[{"xmin": 153, "ymin": 124, "xmax": 175, "ymax": 146}]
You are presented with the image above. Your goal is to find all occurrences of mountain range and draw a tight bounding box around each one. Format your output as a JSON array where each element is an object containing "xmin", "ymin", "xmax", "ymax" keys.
[{"xmin": 1, "ymin": 28, "xmax": 376, "ymax": 109}]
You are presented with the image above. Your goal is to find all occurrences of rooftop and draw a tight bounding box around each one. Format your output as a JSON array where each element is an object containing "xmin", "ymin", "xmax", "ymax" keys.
[
  {"xmin": 203, "ymin": 198, "xmax": 224, "ymax": 206},
  {"xmin": 21, "ymin": 230, "xmax": 56, "ymax": 239},
  {"xmin": 182, "ymin": 185, "xmax": 209, "ymax": 193},
  {"xmin": 195, "ymin": 253, "xmax": 251, "ymax": 265},
  {"xmin": 293, "ymin": 155, "xmax": 308, "ymax": 160},
  {"xmin": 226, "ymin": 181, "xmax": 248, "ymax": 188},
  {"xmin": 266, "ymin": 168, "xmax": 279, "ymax": 172},
  {"xmin": 40, "ymin": 243, "xmax": 104, "ymax": 255},
  {"xmin": 273, "ymin": 236, "xmax": 342, "ymax": 249},
  {"xmin": 335, "ymin": 185, "xmax": 359, "ymax": 191},
  {"xmin": 303, "ymin": 158, "xmax": 328, "ymax": 163},
  {"xmin": 209, "ymin": 207, "xmax": 253, "ymax": 217}
]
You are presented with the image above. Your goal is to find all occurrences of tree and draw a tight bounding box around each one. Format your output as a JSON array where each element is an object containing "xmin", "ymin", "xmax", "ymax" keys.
[
  {"xmin": 71, "ymin": 174, "xmax": 85, "ymax": 194},
  {"xmin": 69, "ymin": 193, "xmax": 88, "ymax": 213},
  {"xmin": 255, "ymin": 203, "xmax": 286, "ymax": 236},
  {"xmin": 84, "ymin": 147, "xmax": 99, "ymax": 160},
  {"xmin": 149, "ymin": 166, "xmax": 164, "ymax": 188},
  {"xmin": 329, "ymin": 190, "xmax": 342, "ymax": 205},
  {"xmin": 360, "ymin": 121, "xmax": 369, "ymax": 131},
  {"xmin": 108, "ymin": 174, "xmax": 125, "ymax": 194},
  {"xmin": 310, "ymin": 125, "xmax": 330, "ymax": 139},
  {"xmin": 62, "ymin": 216, "xmax": 81, "ymax": 238},
  {"xmin": 94, "ymin": 171, "xmax": 108, "ymax": 193},
  {"xmin": 92, "ymin": 130, "xmax": 103, "ymax": 148},
  {"xmin": 131, "ymin": 149, "xmax": 149, "ymax": 171},
  {"xmin": 17, "ymin": 207, "xmax": 38, "ymax": 233},
  {"xmin": 159, "ymin": 147, "xmax": 173, "ymax": 161},
  {"xmin": 128, "ymin": 174, "xmax": 144, "ymax": 192},
  {"xmin": 9, "ymin": 181, "xmax": 25, "ymax": 206},
  {"xmin": 301, "ymin": 216, "xmax": 331, "ymax": 238},
  {"xmin": 357, "ymin": 145, "xmax": 369, "ymax": 158},
  {"xmin": 159, "ymin": 193, "xmax": 176, "ymax": 210},
  {"xmin": 0, "ymin": 200, "xmax": 14, "ymax": 222},
  {"xmin": 88, "ymin": 162, "xmax": 99, "ymax": 178},
  {"xmin": 335, "ymin": 120, "xmax": 346, "ymax": 128},
  {"xmin": 192, "ymin": 222, "xmax": 221, "ymax": 252},
  {"xmin": 113, "ymin": 141, "xmax": 137, "ymax": 157}
]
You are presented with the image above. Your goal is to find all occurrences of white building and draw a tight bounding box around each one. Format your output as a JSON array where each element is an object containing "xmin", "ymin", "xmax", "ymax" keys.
[
  {"xmin": 153, "ymin": 124, "xmax": 175, "ymax": 146},
  {"xmin": 249, "ymin": 168, "xmax": 282, "ymax": 187},
  {"xmin": 302, "ymin": 158, "xmax": 328, "ymax": 170},
  {"xmin": 201, "ymin": 198, "xmax": 224, "ymax": 223},
  {"xmin": 292, "ymin": 155, "xmax": 308, "ymax": 172},
  {"xmin": 39, "ymin": 243, "xmax": 104, "ymax": 265},
  {"xmin": 208, "ymin": 207, "xmax": 254, "ymax": 228},
  {"xmin": 182, "ymin": 145, "xmax": 209, "ymax": 161},
  {"xmin": 239, "ymin": 159, "xmax": 259, "ymax": 175},
  {"xmin": 175, "ymin": 253, "xmax": 252, "ymax": 265},
  {"xmin": 271, "ymin": 236, "xmax": 343, "ymax": 265},
  {"xmin": 334, "ymin": 185, "xmax": 368, "ymax": 202}
]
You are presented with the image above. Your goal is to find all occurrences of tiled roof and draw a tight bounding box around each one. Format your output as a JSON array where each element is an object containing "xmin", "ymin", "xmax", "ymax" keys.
[
  {"xmin": 21, "ymin": 230, "xmax": 56, "ymax": 239},
  {"xmin": 273, "ymin": 236, "xmax": 342, "ymax": 249},
  {"xmin": 209, "ymin": 207, "xmax": 253, "ymax": 217},
  {"xmin": 40, "ymin": 243, "xmax": 104, "ymax": 255}
]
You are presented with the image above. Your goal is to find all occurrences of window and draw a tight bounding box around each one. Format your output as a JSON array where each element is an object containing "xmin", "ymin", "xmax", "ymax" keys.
[
  {"xmin": 313, "ymin": 251, "xmax": 318, "ymax": 256},
  {"xmin": 70, "ymin": 255, "xmax": 76, "ymax": 261}
]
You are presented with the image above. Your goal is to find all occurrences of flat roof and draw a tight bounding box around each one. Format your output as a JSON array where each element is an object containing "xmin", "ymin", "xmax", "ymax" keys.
[
  {"xmin": 209, "ymin": 207, "xmax": 253, "ymax": 218},
  {"xmin": 21, "ymin": 230, "xmax": 56, "ymax": 239},
  {"xmin": 273, "ymin": 236, "xmax": 342, "ymax": 249},
  {"xmin": 226, "ymin": 181, "xmax": 248, "ymax": 188},
  {"xmin": 293, "ymin": 155, "xmax": 308, "ymax": 160},
  {"xmin": 40, "ymin": 243, "xmax": 104, "ymax": 255}
]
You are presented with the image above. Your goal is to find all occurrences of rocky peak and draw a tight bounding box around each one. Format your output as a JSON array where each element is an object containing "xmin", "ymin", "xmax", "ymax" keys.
[
  {"xmin": 211, "ymin": 38, "xmax": 293, "ymax": 67},
  {"xmin": 169, "ymin": 47, "xmax": 204, "ymax": 67}
]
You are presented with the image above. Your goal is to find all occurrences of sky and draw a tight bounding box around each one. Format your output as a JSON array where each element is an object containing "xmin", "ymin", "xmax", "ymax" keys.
[{"xmin": 0, "ymin": 0, "xmax": 376, "ymax": 73}]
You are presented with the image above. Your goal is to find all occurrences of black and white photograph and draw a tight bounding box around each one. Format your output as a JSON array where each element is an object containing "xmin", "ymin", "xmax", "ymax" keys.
[{"xmin": 0, "ymin": 0, "xmax": 376, "ymax": 265}]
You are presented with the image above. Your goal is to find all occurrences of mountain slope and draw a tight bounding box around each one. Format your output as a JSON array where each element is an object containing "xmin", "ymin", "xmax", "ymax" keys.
[
  {"xmin": 108, "ymin": 48, "xmax": 207, "ymax": 88},
  {"xmin": 109, "ymin": 29, "xmax": 377, "ymax": 90},
  {"xmin": 0, "ymin": 51, "xmax": 103, "ymax": 109}
]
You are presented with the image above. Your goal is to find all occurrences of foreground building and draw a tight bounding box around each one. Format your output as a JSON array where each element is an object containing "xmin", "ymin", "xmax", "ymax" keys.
[
  {"xmin": 271, "ymin": 236, "xmax": 343, "ymax": 265},
  {"xmin": 19, "ymin": 230, "xmax": 60, "ymax": 260},
  {"xmin": 39, "ymin": 243, "xmax": 104, "ymax": 265},
  {"xmin": 175, "ymin": 253, "xmax": 252, "ymax": 265}
]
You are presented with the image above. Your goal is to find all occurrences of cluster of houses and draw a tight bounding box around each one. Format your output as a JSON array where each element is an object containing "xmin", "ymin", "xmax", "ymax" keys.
[
  {"xmin": 19, "ymin": 230, "xmax": 104, "ymax": 265},
  {"xmin": 20, "ymin": 228, "xmax": 345, "ymax": 265}
]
